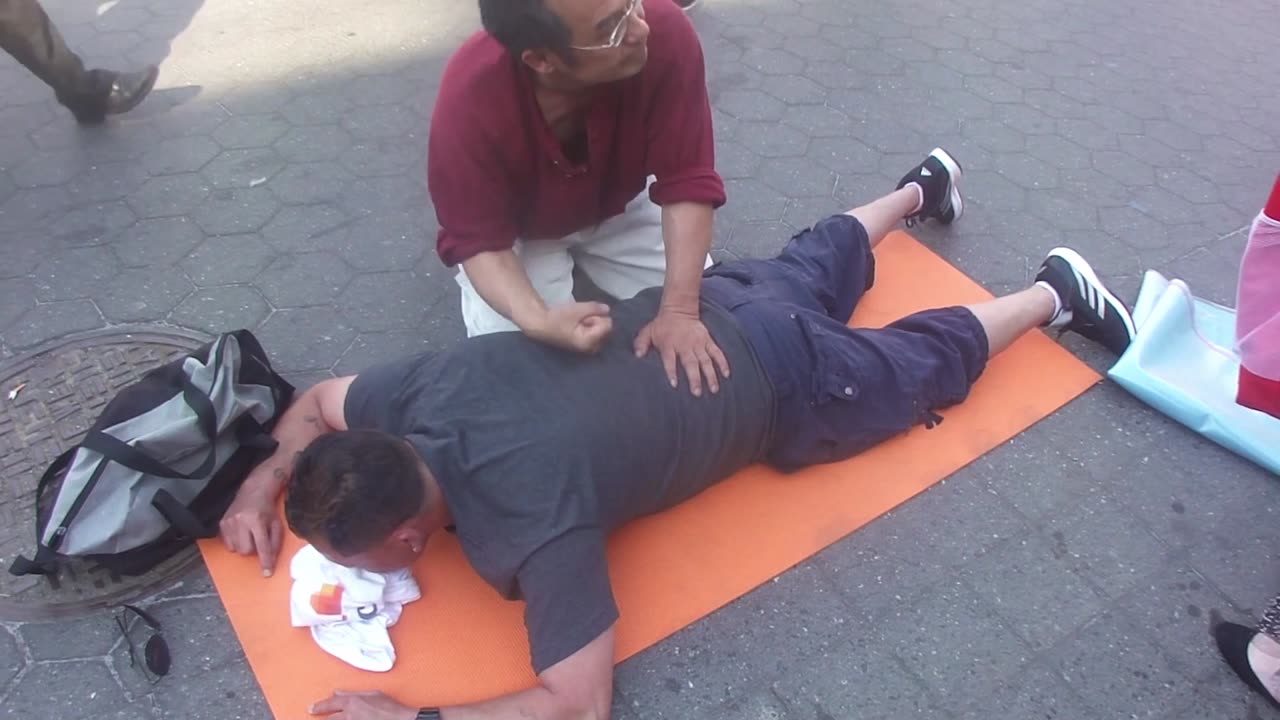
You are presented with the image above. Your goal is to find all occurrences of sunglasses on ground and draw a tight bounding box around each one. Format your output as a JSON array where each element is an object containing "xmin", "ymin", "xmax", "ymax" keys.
[{"xmin": 114, "ymin": 604, "xmax": 172, "ymax": 682}]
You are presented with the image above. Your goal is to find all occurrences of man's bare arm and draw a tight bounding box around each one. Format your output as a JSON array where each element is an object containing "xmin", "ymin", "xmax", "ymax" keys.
[
  {"xmin": 633, "ymin": 201, "xmax": 730, "ymax": 396},
  {"xmin": 657, "ymin": 201, "xmax": 714, "ymax": 317},
  {"xmin": 441, "ymin": 627, "xmax": 614, "ymax": 720},
  {"xmin": 309, "ymin": 627, "xmax": 616, "ymax": 720},
  {"xmin": 462, "ymin": 249, "xmax": 550, "ymax": 332},
  {"xmin": 463, "ymin": 249, "xmax": 613, "ymax": 352},
  {"xmin": 237, "ymin": 376, "xmax": 353, "ymax": 499},
  {"xmin": 218, "ymin": 376, "xmax": 355, "ymax": 573}
]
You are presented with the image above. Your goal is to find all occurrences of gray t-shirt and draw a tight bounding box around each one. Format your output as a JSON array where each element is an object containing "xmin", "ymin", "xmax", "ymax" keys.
[{"xmin": 344, "ymin": 289, "xmax": 775, "ymax": 672}]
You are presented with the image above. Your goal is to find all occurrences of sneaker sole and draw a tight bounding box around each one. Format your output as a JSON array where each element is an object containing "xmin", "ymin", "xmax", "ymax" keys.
[
  {"xmin": 929, "ymin": 147, "xmax": 963, "ymax": 222},
  {"xmin": 1046, "ymin": 246, "xmax": 1136, "ymax": 340}
]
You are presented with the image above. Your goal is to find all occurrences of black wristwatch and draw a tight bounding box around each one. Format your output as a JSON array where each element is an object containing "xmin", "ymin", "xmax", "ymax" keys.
[{"xmin": 415, "ymin": 709, "xmax": 442, "ymax": 720}]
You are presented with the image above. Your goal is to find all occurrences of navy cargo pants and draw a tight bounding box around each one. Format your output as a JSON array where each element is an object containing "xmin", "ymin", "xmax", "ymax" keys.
[{"xmin": 701, "ymin": 214, "xmax": 990, "ymax": 472}]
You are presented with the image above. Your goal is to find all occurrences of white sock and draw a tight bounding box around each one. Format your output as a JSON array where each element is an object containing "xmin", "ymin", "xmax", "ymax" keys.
[
  {"xmin": 907, "ymin": 182, "xmax": 925, "ymax": 215},
  {"xmin": 1035, "ymin": 280, "xmax": 1067, "ymax": 326},
  {"xmin": 1248, "ymin": 633, "xmax": 1280, "ymax": 702}
]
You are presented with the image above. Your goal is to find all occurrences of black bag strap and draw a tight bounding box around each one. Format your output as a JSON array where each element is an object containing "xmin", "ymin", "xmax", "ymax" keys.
[
  {"xmin": 235, "ymin": 415, "xmax": 279, "ymax": 452},
  {"xmin": 77, "ymin": 335, "xmax": 231, "ymax": 481},
  {"xmin": 151, "ymin": 489, "xmax": 215, "ymax": 539},
  {"xmin": 47, "ymin": 455, "xmax": 113, "ymax": 552},
  {"xmin": 10, "ymin": 452, "xmax": 111, "ymax": 574},
  {"xmin": 79, "ymin": 428, "xmax": 211, "ymax": 480},
  {"xmin": 9, "ymin": 448, "xmax": 86, "ymax": 575},
  {"xmin": 8, "ymin": 546, "xmax": 58, "ymax": 576}
]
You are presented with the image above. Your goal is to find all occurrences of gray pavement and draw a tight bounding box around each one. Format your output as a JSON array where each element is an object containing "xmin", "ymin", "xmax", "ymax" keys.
[{"xmin": 2, "ymin": 0, "xmax": 1279, "ymax": 716}]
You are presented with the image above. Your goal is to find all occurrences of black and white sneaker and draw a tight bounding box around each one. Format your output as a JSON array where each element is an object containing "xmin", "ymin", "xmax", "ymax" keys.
[
  {"xmin": 897, "ymin": 147, "xmax": 963, "ymax": 227},
  {"xmin": 1035, "ymin": 247, "xmax": 1136, "ymax": 355}
]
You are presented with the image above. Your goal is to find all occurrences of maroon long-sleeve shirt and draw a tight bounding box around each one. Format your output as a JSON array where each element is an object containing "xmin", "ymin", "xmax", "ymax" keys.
[{"xmin": 427, "ymin": 0, "xmax": 726, "ymax": 267}]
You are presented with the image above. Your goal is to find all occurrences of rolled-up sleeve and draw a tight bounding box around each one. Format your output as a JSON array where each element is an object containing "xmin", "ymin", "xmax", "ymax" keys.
[
  {"xmin": 644, "ymin": 5, "xmax": 726, "ymax": 209},
  {"xmin": 428, "ymin": 85, "xmax": 519, "ymax": 266}
]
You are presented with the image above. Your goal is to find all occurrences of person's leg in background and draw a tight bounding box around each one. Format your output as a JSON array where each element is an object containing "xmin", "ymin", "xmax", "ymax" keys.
[
  {"xmin": 1215, "ymin": 597, "xmax": 1280, "ymax": 709},
  {"xmin": 454, "ymin": 237, "xmax": 579, "ymax": 336},
  {"xmin": 1235, "ymin": 173, "xmax": 1280, "ymax": 418},
  {"xmin": 0, "ymin": 0, "xmax": 157, "ymax": 123},
  {"xmin": 0, "ymin": 0, "xmax": 95, "ymax": 101},
  {"xmin": 1208, "ymin": 176, "xmax": 1280, "ymax": 711}
]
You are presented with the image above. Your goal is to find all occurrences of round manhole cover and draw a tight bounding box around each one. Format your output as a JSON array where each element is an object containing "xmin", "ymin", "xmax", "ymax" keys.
[{"xmin": 0, "ymin": 327, "xmax": 212, "ymax": 620}]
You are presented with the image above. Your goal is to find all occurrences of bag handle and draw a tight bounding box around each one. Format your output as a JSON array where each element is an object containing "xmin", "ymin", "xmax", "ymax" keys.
[
  {"xmin": 8, "ymin": 546, "xmax": 58, "ymax": 576},
  {"xmin": 21, "ymin": 488, "xmax": 224, "ymax": 561},
  {"xmin": 9, "ymin": 448, "xmax": 70, "ymax": 574},
  {"xmin": 147, "ymin": 413, "xmax": 280, "ymax": 541},
  {"xmin": 151, "ymin": 489, "xmax": 216, "ymax": 539},
  {"xmin": 78, "ymin": 335, "xmax": 231, "ymax": 480}
]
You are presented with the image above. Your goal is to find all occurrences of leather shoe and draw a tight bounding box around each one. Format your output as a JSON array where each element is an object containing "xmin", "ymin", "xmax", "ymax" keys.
[
  {"xmin": 72, "ymin": 65, "xmax": 158, "ymax": 124},
  {"xmin": 1214, "ymin": 621, "xmax": 1280, "ymax": 710},
  {"xmin": 104, "ymin": 65, "xmax": 159, "ymax": 117}
]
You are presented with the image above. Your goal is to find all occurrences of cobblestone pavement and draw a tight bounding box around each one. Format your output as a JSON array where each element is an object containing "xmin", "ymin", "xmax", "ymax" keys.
[{"xmin": 2, "ymin": 0, "xmax": 1279, "ymax": 717}]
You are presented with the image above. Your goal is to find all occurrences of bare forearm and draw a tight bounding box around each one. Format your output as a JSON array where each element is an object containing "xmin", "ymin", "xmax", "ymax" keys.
[
  {"xmin": 441, "ymin": 685, "xmax": 606, "ymax": 720},
  {"xmin": 461, "ymin": 250, "xmax": 549, "ymax": 331},
  {"xmin": 659, "ymin": 202, "xmax": 714, "ymax": 315}
]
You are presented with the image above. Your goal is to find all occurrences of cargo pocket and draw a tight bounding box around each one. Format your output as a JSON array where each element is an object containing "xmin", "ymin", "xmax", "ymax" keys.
[{"xmin": 796, "ymin": 316, "xmax": 932, "ymax": 463}]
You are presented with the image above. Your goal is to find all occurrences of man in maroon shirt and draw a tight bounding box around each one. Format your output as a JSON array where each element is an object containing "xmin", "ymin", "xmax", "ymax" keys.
[{"xmin": 428, "ymin": 0, "xmax": 729, "ymax": 397}]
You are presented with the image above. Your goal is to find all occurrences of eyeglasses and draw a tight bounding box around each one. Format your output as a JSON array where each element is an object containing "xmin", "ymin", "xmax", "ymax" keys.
[
  {"xmin": 115, "ymin": 604, "xmax": 171, "ymax": 683},
  {"xmin": 570, "ymin": 0, "xmax": 640, "ymax": 51}
]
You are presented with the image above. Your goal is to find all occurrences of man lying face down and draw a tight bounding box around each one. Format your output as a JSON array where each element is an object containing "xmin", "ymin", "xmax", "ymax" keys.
[{"xmin": 219, "ymin": 149, "xmax": 1135, "ymax": 720}]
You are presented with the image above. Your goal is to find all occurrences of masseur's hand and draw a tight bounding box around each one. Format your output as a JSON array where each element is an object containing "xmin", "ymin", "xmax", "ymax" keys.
[
  {"xmin": 219, "ymin": 484, "xmax": 283, "ymax": 577},
  {"xmin": 634, "ymin": 308, "xmax": 730, "ymax": 397},
  {"xmin": 310, "ymin": 690, "xmax": 416, "ymax": 720},
  {"xmin": 526, "ymin": 301, "xmax": 614, "ymax": 353}
]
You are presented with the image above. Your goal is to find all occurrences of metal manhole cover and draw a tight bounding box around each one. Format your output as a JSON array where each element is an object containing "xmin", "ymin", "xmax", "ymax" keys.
[{"xmin": 0, "ymin": 326, "xmax": 212, "ymax": 620}]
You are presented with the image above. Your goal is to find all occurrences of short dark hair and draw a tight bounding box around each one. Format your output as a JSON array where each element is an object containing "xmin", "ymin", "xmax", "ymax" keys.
[
  {"xmin": 478, "ymin": 0, "xmax": 573, "ymax": 59},
  {"xmin": 285, "ymin": 430, "xmax": 426, "ymax": 555}
]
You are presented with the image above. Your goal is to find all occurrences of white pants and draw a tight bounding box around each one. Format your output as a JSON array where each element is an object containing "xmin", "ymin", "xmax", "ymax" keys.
[{"xmin": 457, "ymin": 189, "xmax": 711, "ymax": 337}]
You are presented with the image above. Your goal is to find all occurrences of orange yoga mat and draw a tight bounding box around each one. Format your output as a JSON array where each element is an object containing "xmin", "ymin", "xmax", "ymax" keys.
[{"xmin": 200, "ymin": 231, "xmax": 1100, "ymax": 718}]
